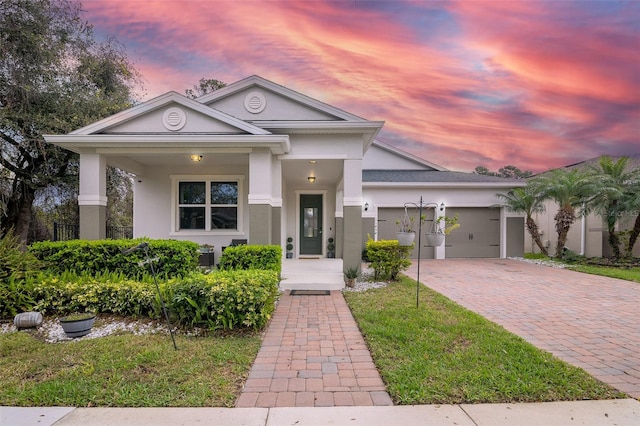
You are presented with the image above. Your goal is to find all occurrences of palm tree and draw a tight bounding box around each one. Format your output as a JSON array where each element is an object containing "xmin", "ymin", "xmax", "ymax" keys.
[
  {"xmin": 621, "ymin": 174, "xmax": 640, "ymax": 257},
  {"xmin": 531, "ymin": 169, "xmax": 595, "ymax": 257},
  {"xmin": 585, "ymin": 156, "xmax": 637, "ymax": 258},
  {"xmin": 497, "ymin": 186, "xmax": 548, "ymax": 256}
]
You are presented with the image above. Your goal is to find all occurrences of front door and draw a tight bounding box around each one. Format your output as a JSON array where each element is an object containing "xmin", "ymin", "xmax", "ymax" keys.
[{"xmin": 300, "ymin": 194, "xmax": 323, "ymax": 255}]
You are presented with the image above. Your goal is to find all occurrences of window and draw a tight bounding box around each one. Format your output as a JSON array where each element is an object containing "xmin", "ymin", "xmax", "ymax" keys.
[{"xmin": 172, "ymin": 176, "xmax": 243, "ymax": 233}]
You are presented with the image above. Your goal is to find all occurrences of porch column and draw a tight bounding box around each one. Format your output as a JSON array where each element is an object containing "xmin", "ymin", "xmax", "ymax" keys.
[
  {"xmin": 342, "ymin": 159, "xmax": 363, "ymax": 270},
  {"xmin": 78, "ymin": 153, "xmax": 107, "ymax": 240},
  {"xmin": 248, "ymin": 149, "xmax": 275, "ymax": 245}
]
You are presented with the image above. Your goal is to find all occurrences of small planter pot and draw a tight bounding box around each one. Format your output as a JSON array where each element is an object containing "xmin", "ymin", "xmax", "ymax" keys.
[
  {"xmin": 14, "ymin": 312, "xmax": 43, "ymax": 329},
  {"xmin": 426, "ymin": 233, "xmax": 445, "ymax": 247},
  {"xmin": 59, "ymin": 314, "xmax": 96, "ymax": 338},
  {"xmin": 397, "ymin": 232, "xmax": 416, "ymax": 246},
  {"xmin": 345, "ymin": 278, "xmax": 356, "ymax": 288}
]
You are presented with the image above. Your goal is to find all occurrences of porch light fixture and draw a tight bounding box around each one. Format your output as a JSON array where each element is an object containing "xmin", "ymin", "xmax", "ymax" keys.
[
  {"xmin": 307, "ymin": 176, "xmax": 316, "ymax": 183},
  {"xmin": 190, "ymin": 154, "xmax": 202, "ymax": 162},
  {"xmin": 440, "ymin": 202, "xmax": 445, "ymax": 211},
  {"xmin": 364, "ymin": 202, "xmax": 369, "ymax": 211},
  {"xmin": 309, "ymin": 160, "xmax": 317, "ymax": 164}
]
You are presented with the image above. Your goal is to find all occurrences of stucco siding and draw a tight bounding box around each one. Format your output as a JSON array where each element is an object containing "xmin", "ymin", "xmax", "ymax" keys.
[
  {"xmin": 105, "ymin": 104, "xmax": 242, "ymax": 134},
  {"xmin": 363, "ymin": 144, "xmax": 428, "ymax": 170},
  {"xmin": 133, "ymin": 163, "xmax": 250, "ymax": 260},
  {"xmin": 206, "ymin": 89, "xmax": 338, "ymax": 121}
]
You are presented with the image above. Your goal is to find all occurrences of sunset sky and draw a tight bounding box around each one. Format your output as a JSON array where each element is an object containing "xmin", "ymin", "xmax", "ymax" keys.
[{"xmin": 82, "ymin": 0, "xmax": 640, "ymax": 173}]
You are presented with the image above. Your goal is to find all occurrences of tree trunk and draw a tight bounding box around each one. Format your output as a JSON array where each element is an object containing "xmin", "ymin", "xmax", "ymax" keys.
[
  {"xmin": 526, "ymin": 216, "xmax": 548, "ymax": 256},
  {"xmin": 624, "ymin": 213, "xmax": 640, "ymax": 258},
  {"xmin": 608, "ymin": 230, "xmax": 621, "ymax": 259},
  {"xmin": 554, "ymin": 206, "xmax": 576, "ymax": 257},
  {"xmin": 1, "ymin": 181, "xmax": 35, "ymax": 249},
  {"xmin": 606, "ymin": 210, "xmax": 621, "ymax": 259}
]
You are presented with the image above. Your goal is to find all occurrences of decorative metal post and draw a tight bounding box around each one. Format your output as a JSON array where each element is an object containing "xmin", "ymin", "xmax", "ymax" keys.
[{"xmin": 404, "ymin": 197, "xmax": 440, "ymax": 308}]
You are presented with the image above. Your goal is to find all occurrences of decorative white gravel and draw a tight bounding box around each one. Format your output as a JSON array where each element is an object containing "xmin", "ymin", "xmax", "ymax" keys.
[
  {"xmin": 342, "ymin": 266, "xmax": 390, "ymax": 292},
  {"xmin": 1, "ymin": 316, "xmax": 172, "ymax": 343},
  {"xmin": 508, "ymin": 257, "xmax": 568, "ymax": 268}
]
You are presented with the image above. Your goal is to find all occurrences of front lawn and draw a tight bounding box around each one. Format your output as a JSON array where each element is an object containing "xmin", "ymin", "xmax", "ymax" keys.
[
  {"xmin": 566, "ymin": 263, "xmax": 640, "ymax": 283},
  {"xmin": 344, "ymin": 277, "xmax": 624, "ymax": 405},
  {"xmin": 0, "ymin": 329, "xmax": 260, "ymax": 407}
]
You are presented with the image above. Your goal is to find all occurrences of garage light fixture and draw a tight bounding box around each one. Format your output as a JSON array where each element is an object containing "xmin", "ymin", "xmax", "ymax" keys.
[
  {"xmin": 190, "ymin": 154, "xmax": 203, "ymax": 162},
  {"xmin": 307, "ymin": 176, "xmax": 316, "ymax": 183}
]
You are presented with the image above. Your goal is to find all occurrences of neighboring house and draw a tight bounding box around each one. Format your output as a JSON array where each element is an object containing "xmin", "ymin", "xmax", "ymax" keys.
[
  {"xmin": 527, "ymin": 155, "xmax": 640, "ymax": 257},
  {"xmin": 44, "ymin": 75, "xmax": 525, "ymax": 269}
]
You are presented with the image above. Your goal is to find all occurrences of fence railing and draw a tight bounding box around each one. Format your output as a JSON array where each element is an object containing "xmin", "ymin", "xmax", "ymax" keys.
[
  {"xmin": 107, "ymin": 225, "xmax": 133, "ymax": 240},
  {"xmin": 53, "ymin": 222, "xmax": 79, "ymax": 241},
  {"xmin": 52, "ymin": 222, "xmax": 133, "ymax": 241}
]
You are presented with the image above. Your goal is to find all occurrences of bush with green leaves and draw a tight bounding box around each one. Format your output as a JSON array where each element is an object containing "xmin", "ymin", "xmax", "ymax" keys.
[
  {"xmin": 29, "ymin": 271, "xmax": 157, "ymax": 317},
  {"xmin": 12, "ymin": 269, "xmax": 279, "ymax": 330},
  {"xmin": 167, "ymin": 270, "xmax": 279, "ymax": 330},
  {"xmin": 365, "ymin": 239, "xmax": 412, "ymax": 281},
  {"xmin": 0, "ymin": 230, "xmax": 41, "ymax": 318},
  {"xmin": 218, "ymin": 245, "xmax": 281, "ymax": 275},
  {"xmin": 29, "ymin": 239, "xmax": 200, "ymax": 278}
]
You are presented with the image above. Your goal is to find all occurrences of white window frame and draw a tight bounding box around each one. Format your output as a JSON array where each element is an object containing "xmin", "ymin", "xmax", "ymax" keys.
[{"xmin": 170, "ymin": 175, "xmax": 244, "ymax": 236}]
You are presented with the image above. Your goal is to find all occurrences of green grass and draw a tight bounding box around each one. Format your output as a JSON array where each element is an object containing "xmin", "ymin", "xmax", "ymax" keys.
[
  {"xmin": 566, "ymin": 264, "xmax": 640, "ymax": 283},
  {"xmin": 344, "ymin": 277, "xmax": 624, "ymax": 405},
  {"xmin": 0, "ymin": 331, "xmax": 260, "ymax": 407},
  {"xmin": 524, "ymin": 252, "xmax": 640, "ymax": 283}
]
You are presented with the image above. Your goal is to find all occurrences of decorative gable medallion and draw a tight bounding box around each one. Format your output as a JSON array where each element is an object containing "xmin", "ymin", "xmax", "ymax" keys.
[
  {"xmin": 162, "ymin": 107, "xmax": 187, "ymax": 131},
  {"xmin": 244, "ymin": 91, "xmax": 266, "ymax": 114}
]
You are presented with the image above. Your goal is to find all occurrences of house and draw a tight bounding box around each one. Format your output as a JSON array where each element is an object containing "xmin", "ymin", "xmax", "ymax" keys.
[
  {"xmin": 527, "ymin": 155, "xmax": 640, "ymax": 257},
  {"xmin": 44, "ymin": 75, "xmax": 525, "ymax": 273}
]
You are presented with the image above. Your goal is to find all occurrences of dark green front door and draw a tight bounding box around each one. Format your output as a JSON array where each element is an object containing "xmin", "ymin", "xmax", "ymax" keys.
[{"xmin": 300, "ymin": 194, "xmax": 323, "ymax": 255}]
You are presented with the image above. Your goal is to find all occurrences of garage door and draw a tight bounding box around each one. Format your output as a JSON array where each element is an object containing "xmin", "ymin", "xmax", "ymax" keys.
[
  {"xmin": 445, "ymin": 208, "xmax": 500, "ymax": 258},
  {"xmin": 377, "ymin": 208, "xmax": 436, "ymax": 259}
]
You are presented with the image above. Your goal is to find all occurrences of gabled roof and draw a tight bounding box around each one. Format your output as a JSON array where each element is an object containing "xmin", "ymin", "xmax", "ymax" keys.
[
  {"xmin": 69, "ymin": 91, "xmax": 270, "ymax": 136},
  {"xmin": 533, "ymin": 154, "xmax": 640, "ymax": 177},
  {"xmin": 363, "ymin": 170, "xmax": 524, "ymax": 188},
  {"xmin": 370, "ymin": 140, "xmax": 448, "ymax": 171},
  {"xmin": 563, "ymin": 154, "xmax": 640, "ymax": 171},
  {"xmin": 197, "ymin": 75, "xmax": 366, "ymax": 122}
]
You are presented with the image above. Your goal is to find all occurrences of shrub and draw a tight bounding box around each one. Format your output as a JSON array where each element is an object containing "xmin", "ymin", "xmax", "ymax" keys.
[
  {"xmin": 18, "ymin": 269, "xmax": 279, "ymax": 331},
  {"xmin": 0, "ymin": 230, "xmax": 41, "ymax": 318},
  {"xmin": 0, "ymin": 229, "xmax": 41, "ymax": 282},
  {"xmin": 218, "ymin": 245, "xmax": 281, "ymax": 275},
  {"xmin": 29, "ymin": 239, "xmax": 200, "ymax": 278},
  {"xmin": 365, "ymin": 239, "xmax": 412, "ymax": 281},
  {"xmin": 167, "ymin": 270, "xmax": 279, "ymax": 330},
  {"xmin": 30, "ymin": 271, "xmax": 157, "ymax": 317}
]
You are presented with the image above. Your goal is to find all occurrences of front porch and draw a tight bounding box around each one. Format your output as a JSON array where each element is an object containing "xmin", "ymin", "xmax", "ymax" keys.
[{"xmin": 280, "ymin": 258, "xmax": 344, "ymax": 291}]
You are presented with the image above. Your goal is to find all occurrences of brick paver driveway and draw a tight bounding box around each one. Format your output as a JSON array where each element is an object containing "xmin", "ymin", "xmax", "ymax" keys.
[{"xmin": 406, "ymin": 259, "xmax": 640, "ymax": 398}]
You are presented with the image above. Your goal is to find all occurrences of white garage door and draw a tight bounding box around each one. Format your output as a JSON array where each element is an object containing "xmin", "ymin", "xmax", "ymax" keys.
[
  {"xmin": 445, "ymin": 208, "xmax": 500, "ymax": 258},
  {"xmin": 377, "ymin": 207, "xmax": 436, "ymax": 259}
]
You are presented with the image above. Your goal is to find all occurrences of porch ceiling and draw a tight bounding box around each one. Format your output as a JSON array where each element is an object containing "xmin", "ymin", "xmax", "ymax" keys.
[{"xmin": 282, "ymin": 159, "xmax": 344, "ymax": 187}]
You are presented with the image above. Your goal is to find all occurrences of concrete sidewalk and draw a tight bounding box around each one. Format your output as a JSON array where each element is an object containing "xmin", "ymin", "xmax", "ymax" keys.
[{"xmin": 3, "ymin": 399, "xmax": 640, "ymax": 425}]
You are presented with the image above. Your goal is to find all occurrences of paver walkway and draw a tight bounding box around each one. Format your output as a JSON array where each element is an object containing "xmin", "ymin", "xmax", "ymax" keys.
[
  {"xmin": 236, "ymin": 291, "xmax": 393, "ymax": 408},
  {"xmin": 406, "ymin": 259, "xmax": 640, "ymax": 398}
]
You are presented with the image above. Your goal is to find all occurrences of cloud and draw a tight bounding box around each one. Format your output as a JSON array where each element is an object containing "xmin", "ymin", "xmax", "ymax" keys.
[{"xmin": 82, "ymin": 0, "xmax": 640, "ymax": 172}]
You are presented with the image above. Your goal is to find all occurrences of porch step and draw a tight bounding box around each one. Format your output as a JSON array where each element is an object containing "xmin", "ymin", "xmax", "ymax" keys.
[{"xmin": 280, "ymin": 258, "xmax": 345, "ymax": 291}]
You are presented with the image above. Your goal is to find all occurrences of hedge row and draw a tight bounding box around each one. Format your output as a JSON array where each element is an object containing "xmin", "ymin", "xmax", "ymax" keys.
[
  {"xmin": 29, "ymin": 239, "xmax": 200, "ymax": 278},
  {"xmin": 4, "ymin": 269, "xmax": 279, "ymax": 330},
  {"xmin": 218, "ymin": 244, "xmax": 282, "ymax": 275}
]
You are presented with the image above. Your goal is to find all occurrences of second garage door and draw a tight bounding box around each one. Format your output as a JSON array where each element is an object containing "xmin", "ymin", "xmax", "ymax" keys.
[{"xmin": 445, "ymin": 208, "xmax": 500, "ymax": 258}]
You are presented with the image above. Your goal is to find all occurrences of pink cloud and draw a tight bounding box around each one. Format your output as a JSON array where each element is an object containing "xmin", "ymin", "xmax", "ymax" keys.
[{"xmin": 81, "ymin": 1, "xmax": 640, "ymax": 172}]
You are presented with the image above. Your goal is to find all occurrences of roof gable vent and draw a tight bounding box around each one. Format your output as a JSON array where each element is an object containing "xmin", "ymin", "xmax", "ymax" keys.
[
  {"xmin": 162, "ymin": 107, "xmax": 187, "ymax": 131},
  {"xmin": 244, "ymin": 91, "xmax": 266, "ymax": 114}
]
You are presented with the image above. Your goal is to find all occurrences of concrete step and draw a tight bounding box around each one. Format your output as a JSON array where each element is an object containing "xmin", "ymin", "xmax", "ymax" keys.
[
  {"xmin": 280, "ymin": 273, "xmax": 345, "ymax": 291},
  {"xmin": 280, "ymin": 258, "xmax": 344, "ymax": 291}
]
